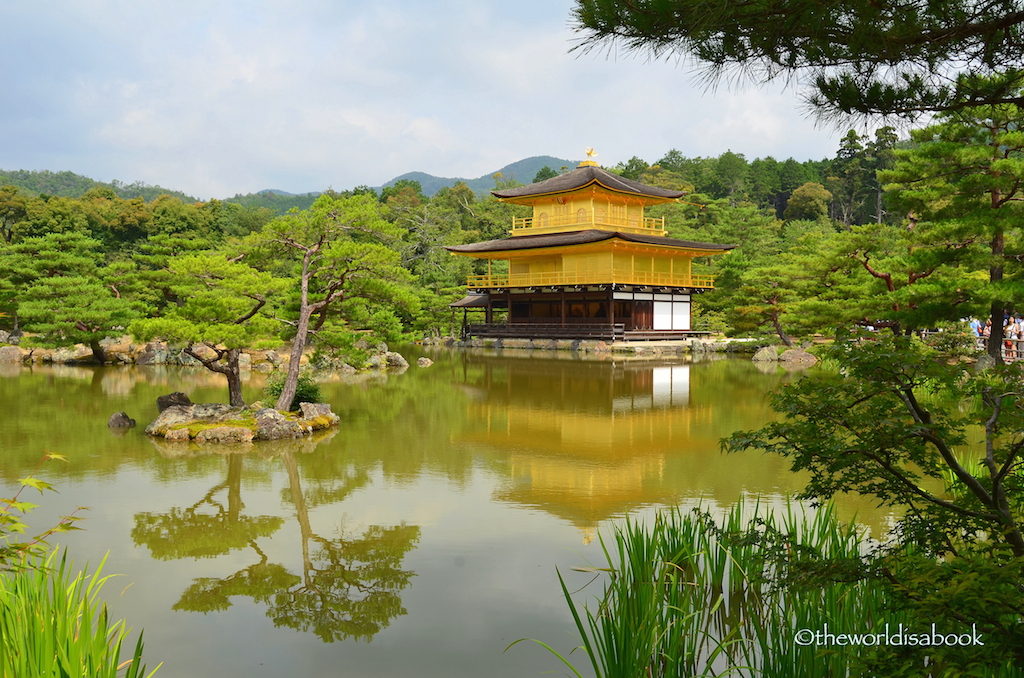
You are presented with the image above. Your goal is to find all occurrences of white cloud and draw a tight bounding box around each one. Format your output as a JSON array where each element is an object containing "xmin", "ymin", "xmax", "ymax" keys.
[{"xmin": 0, "ymin": 0, "xmax": 844, "ymax": 198}]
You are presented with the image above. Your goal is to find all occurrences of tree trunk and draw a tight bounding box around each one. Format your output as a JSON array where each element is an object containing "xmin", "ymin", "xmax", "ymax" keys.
[
  {"xmin": 227, "ymin": 454, "xmax": 243, "ymax": 523},
  {"xmin": 988, "ymin": 227, "xmax": 1006, "ymax": 363},
  {"xmin": 276, "ymin": 308, "xmax": 313, "ymax": 411},
  {"xmin": 89, "ymin": 338, "xmax": 106, "ymax": 364},
  {"xmin": 225, "ymin": 348, "xmax": 245, "ymax": 408},
  {"xmin": 276, "ymin": 251, "xmax": 315, "ymax": 412},
  {"xmin": 184, "ymin": 345, "xmax": 246, "ymax": 408},
  {"xmin": 771, "ymin": 314, "xmax": 795, "ymax": 348}
]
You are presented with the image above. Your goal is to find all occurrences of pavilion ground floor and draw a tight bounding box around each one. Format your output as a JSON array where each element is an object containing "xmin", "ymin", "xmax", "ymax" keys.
[{"xmin": 452, "ymin": 285, "xmax": 709, "ymax": 341}]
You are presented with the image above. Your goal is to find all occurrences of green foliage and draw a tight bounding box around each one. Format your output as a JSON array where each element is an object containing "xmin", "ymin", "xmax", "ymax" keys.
[
  {"xmin": 264, "ymin": 373, "xmax": 323, "ymax": 412},
  {"xmin": 305, "ymin": 322, "xmax": 372, "ymax": 368},
  {"xmin": 249, "ymin": 193, "xmax": 415, "ymax": 410},
  {"xmin": 0, "ymin": 230, "xmax": 140, "ymax": 358},
  {"xmin": 826, "ymin": 127, "xmax": 899, "ymax": 227},
  {"xmin": 131, "ymin": 254, "xmax": 282, "ymax": 351},
  {"xmin": 520, "ymin": 500, "xmax": 914, "ymax": 678},
  {"xmin": 783, "ymin": 182, "xmax": 832, "ymax": 221},
  {"xmin": 0, "ymin": 454, "xmax": 159, "ymax": 677},
  {"xmin": 224, "ymin": 189, "xmax": 320, "ymax": 215},
  {"xmin": 0, "ymin": 453, "xmax": 83, "ymax": 568},
  {"xmin": 921, "ymin": 321, "xmax": 980, "ymax": 358},
  {"xmin": 0, "ymin": 549, "xmax": 161, "ymax": 678},
  {"xmin": 532, "ymin": 165, "xmax": 559, "ymax": 182},
  {"xmin": 0, "ymin": 168, "xmax": 193, "ymax": 202},
  {"xmin": 19, "ymin": 274, "xmax": 136, "ymax": 358},
  {"xmin": 690, "ymin": 302, "xmax": 729, "ymax": 334},
  {"xmin": 379, "ymin": 179, "xmax": 427, "ymax": 207},
  {"xmin": 882, "ymin": 97, "xmax": 1024, "ymax": 358},
  {"xmin": 0, "ymin": 185, "xmax": 27, "ymax": 244},
  {"xmin": 609, "ymin": 157, "xmax": 648, "ymax": 181},
  {"xmin": 724, "ymin": 333, "xmax": 1024, "ymax": 671},
  {"xmin": 571, "ymin": 0, "xmax": 1024, "ymax": 120},
  {"xmin": 131, "ymin": 252, "xmax": 284, "ymax": 406}
]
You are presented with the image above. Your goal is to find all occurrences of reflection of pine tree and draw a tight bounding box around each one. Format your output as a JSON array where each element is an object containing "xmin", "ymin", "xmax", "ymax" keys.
[
  {"xmin": 132, "ymin": 454, "xmax": 284, "ymax": 560},
  {"xmin": 133, "ymin": 449, "xmax": 420, "ymax": 643},
  {"xmin": 269, "ymin": 451, "xmax": 420, "ymax": 643},
  {"xmin": 174, "ymin": 545, "xmax": 299, "ymax": 613},
  {"xmin": 267, "ymin": 524, "xmax": 420, "ymax": 642}
]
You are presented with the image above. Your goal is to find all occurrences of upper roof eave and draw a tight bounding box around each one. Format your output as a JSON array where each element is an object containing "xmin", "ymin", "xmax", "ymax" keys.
[
  {"xmin": 491, "ymin": 165, "xmax": 685, "ymax": 202},
  {"xmin": 444, "ymin": 229, "xmax": 736, "ymax": 255}
]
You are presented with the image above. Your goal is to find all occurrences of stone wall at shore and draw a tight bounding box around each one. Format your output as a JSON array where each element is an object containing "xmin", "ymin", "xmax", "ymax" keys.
[
  {"xmin": 0, "ymin": 334, "xmax": 768, "ymax": 365},
  {"xmin": 0, "ymin": 336, "xmax": 295, "ymax": 369},
  {"xmin": 0, "ymin": 335, "xmax": 412, "ymax": 370},
  {"xmin": 422, "ymin": 336, "xmax": 766, "ymax": 356}
]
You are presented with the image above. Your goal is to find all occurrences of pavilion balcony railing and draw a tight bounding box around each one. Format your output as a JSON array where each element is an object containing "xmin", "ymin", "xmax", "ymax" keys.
[
  {"xmin": 465, "ymin": 322, "xmax": 627, "ymax": 341},
  {"xmin": 465, "ymin": 270, "xmax": 715, "ymax": 289},
  {"xmin": 511, "ymin": 212, "xmax": 665, "ymax": 236}
]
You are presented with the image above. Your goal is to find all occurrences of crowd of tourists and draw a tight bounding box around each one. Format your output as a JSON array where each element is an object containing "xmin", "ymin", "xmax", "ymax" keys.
[{"xmin": 969, "ymin": 316, "xmax": 1024, "ymax": 358}]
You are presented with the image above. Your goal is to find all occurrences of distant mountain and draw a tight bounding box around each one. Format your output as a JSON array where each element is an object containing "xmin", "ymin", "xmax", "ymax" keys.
[
  {"xmin": 0, "ymin": 169, "xmax": 197, "ymax": 203},
  {"xmin": 227, "ymin": 189, "xmax": 320, "ymax": 213},
  {"xmin": 0, "ymin": 155, "xmax": 580, "ymax": 213},
  {"xmin": 0, "ymin": 169, "xmax": 319, "ymax": 213},
  {"xmin": 381, "ymin": 155, "xmax": 578, "ymax": 196}
]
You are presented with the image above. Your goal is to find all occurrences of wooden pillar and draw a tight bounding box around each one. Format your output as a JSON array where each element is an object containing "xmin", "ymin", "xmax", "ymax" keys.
[
  {"xmin": 560, "ymin": 288, "xmax": 566, "ymax": 327},
  {"xmin": 608, "ymin": 288, "xmax": 615, "ymax": 328}
]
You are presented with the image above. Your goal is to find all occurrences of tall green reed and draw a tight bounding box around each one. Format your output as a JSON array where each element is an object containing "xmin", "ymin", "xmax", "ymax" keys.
[
  {"xmin": 0, "ymin": 548, "xmax": 161, "ymax": 678},
  {"xmin": 526, "ymin": 498, "xmax": 913, "ymax": 678}
]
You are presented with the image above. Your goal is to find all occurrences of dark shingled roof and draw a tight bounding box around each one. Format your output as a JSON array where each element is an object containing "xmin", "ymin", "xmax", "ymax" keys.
[
  {"xmin": 449, "ymin": 294, "xmax": 491, "ymax": 307},
  {"xmin": 445, "ymin": 230, "xmax": 736, "ymax": 254},
  {"xmin": 491, "ymin": 164, "xmax": 684, "ymax": 200}
]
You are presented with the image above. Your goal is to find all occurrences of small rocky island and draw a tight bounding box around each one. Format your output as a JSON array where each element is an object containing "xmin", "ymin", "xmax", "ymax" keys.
[{"xmin": 145, "ymin": 393, "xmax": 340, "ymax": 443}]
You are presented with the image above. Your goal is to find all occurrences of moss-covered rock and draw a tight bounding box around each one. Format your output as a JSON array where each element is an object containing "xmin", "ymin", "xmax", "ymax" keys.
[{"xmin": 146, "ymin": 402, "xmax": 339, "ymax": 441}]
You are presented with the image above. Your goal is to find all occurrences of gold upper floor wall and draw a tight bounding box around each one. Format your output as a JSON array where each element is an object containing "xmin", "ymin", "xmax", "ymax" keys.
[
  {"xmin": 510, "ymin": 186, "xmax": 668, "ymax": 237},
  {"xmin": 466, "ymin": 245, "xmax": 716, "ymax": 289}
]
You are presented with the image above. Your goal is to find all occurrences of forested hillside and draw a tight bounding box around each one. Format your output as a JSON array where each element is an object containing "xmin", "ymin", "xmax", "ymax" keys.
[
  {"xmin": 223, "ymin": 189, "xmax": 321, "ymax": 213},
  {"xmin": 2, "ymin": 126, "xmax": 968, "ymax": 362},
  {"xmin": 0, "ymin": 169, "xmax": 197, "ymax": 203},
  {"xmin": 0, "ymin": 169, "xmax": 326, "ymax": 214},
  {"xmin": 382, "ymin": 155, "xmax": 577, "ymax": 196}
]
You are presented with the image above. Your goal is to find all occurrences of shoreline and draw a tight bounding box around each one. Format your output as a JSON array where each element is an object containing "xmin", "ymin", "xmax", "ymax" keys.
[{"xmin": 0, "ymin": 335, "xmax": 770, "ymax": 367}]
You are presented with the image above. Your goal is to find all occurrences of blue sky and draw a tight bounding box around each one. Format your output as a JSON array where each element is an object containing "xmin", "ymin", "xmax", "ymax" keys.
[{"xmin": 2, "ymin": 0, "xmax": 847, "ymax": 199}]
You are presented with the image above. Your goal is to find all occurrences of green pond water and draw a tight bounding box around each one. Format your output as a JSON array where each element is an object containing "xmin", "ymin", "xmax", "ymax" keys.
[{"xmin": 0, "ymin": 348, "xmax": 890, "ymax": 678}]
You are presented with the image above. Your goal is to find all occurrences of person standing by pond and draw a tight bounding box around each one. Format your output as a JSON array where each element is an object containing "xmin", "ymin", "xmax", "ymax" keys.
[{"xmin": 1007, "ymin": 316, "xmax": 1022, "ymax": 360}]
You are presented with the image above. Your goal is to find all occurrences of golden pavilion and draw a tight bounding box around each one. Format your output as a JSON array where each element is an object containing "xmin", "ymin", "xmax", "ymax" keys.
[{"xmin": 446, "ymin": 155, "xmax": 735, "ymax": 340}]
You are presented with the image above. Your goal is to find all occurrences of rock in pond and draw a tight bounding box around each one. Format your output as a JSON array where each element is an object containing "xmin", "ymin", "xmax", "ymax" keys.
[
  {"xmin": 778, "ymin": 348, "xmax": 817, "ymax": 367},
  {"xmin": 157, "ymin": 391, "xmax": 193, "ymax": 412},
  {"xmin": 195, "ymin": 426, "xmax": 255, "ymax": 444},
  {"xmin": 0, "ymin": 346, "xmax": 24, "ymax": 363},
  {"xmin": 751, "ymin": 346, "xmax": 780, "ymax": 362},
  {"xmin": 384, "ymin": 351, "xmax": 409, "ymax": 368},
  {"xmin": 107, "ymin": 411, "xmax": 136, "ymax": 428},
  {"xmin": 145, "ymin": 402, "xmax": 339, "ymax": 442}
]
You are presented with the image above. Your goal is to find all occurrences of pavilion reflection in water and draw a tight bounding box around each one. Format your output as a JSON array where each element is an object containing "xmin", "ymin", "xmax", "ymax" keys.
[{"xmin": 456, "ymin": 355, "xmax": 724, "ymax": 536}]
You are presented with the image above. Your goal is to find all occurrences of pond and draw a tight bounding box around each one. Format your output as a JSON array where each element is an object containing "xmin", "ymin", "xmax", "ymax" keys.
[{"xmin": 0, "ymin": 348, "xmax": 889, "ymax": 678}]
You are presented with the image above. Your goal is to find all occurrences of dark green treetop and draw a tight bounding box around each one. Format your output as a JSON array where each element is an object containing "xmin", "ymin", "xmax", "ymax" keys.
[{"xmin": 571, "ymin": 0, "xmax": 1024, "ymax": 120}]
